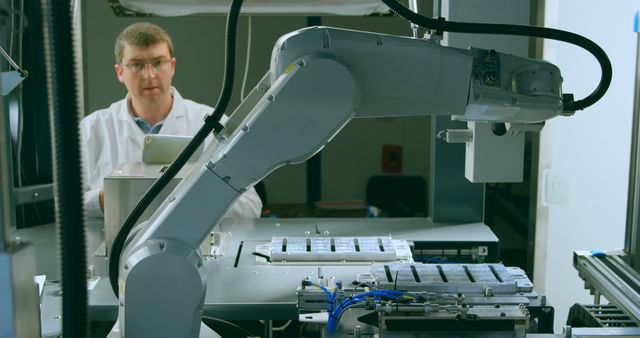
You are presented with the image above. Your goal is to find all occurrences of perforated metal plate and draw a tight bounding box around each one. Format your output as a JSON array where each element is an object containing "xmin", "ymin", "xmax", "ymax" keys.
[
  {"xmin": 371, "ymin": 263, "xmax": 533, "ymax": 294},
  {"xmin": 270, "ymin": 236, "xmax": 398, "ymax": 262}
]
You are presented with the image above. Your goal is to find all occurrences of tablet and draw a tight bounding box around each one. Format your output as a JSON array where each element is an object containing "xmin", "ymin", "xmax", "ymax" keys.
[{"xmin": 142, "ymin": 134, "xmax": 204, "ymax": 164}]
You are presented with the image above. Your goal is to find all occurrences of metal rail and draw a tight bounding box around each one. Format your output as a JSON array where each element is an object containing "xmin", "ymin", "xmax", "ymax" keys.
[
  {"xmin": 626, "ymin": 25, "xmax": 640, "ymax": 273},
  {"xmin": 574, "ymin": 251, "xmax": 640, "ymax": 323},
  {"xmin": 0, "ymin": 88, "xmax": 13, "ymax": 249}
]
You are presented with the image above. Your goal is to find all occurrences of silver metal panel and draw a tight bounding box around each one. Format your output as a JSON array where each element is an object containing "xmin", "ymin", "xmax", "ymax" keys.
[
  {"xmin": 328, "ymin": 304, "xmax": 534, "ymax": 338},
  {"xmin": 12, "ymin": 220, "xmax": 105, "ymax": 281},
  {"xmin": 1, "ymin": 88, "xmax": 13, "ymax": 247},
  {"xmin": 378, "ymin": 304, "xmax": 530, "ymax": 334},
  {"xmin": 464, "ymin": 296, "xmax": 531, "ymax": 305},
  {"xmin": 0, "ymin": 244, "xmax": 41, "ymax": 338},
  {"xmin": 626, "ymin": 32, "xmax": 640, "ymax": 273},
  {"xmin": 0, "ymin": 71, "xmax": 26, "ymax": 96},
  {"xmin": 12, "ymin": 221, "xmax": 108, "ymax": 336},
  {"xmin": 103, "ymin": 162, "xmax": 186, "ymax": 254},
  {"xmin": 87, "ymin": 218, "xmax": 499, "ymax": 320},
  {"xmin": 40, "ymin": 281, "xmax": 62, "ymax": 337}
]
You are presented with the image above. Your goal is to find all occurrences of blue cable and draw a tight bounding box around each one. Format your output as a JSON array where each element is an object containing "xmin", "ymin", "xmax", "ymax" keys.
[
  {"xmin": 307, "ymin": 280, "xmax": 349, "ymax": 331},
  {"xmin": 317, "ymin": 285, "xmax": 334, "ymax": 311},
  {"xmin": 333, "ymin": 280, "xmax": 342, "ymax": 300},
  {"xmin": 328, "ymin": 290, "xmax": 405, "ymax": 332}
]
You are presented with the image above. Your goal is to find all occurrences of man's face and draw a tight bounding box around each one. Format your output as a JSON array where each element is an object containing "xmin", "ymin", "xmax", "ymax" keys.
[{"xmin": 115, "ymin": 42, "xmax": 176, "ymax": 109}]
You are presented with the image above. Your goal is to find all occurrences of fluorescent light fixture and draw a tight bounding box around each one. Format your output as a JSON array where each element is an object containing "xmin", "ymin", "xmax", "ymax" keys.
[{"xmin": 113, "ymin": 0, "xmax": 390, "ymax": 16}]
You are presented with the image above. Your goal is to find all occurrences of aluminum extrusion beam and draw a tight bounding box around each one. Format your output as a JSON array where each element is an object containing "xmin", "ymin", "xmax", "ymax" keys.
[
  {"xmin": 573, "ymin": 251, "xmax": 640, "ymax": 323},
  {"xmin": 0, "ymin": 91, "xmax": 13, "ymax": 249},
  {"xmin": 626, "ymin": 25, "xmax": 640, "ymax": 273},
  {"xmin": 569, "ymin": 327, "xmax": 640, "ymax": 337}
]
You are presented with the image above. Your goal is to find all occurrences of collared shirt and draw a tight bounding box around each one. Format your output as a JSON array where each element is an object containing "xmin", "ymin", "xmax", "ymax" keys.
[{"xmin": 134, "ymin": 116, "xmax": 165, "ymax": 134}]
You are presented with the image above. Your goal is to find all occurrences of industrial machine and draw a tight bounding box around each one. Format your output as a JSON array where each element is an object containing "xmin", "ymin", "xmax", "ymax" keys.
[
  {"xmin": 105, "ymin": 20, "xmax": 583, "ymax": 337},
  {"xmin": 296, "ymin": 261, "xmax": 546, "ymax": 337},
  {"xmin": 2, "ymin": 0, "xmax": 625, "ymax": 337},
  {"xmin": 93, "ymin": 0, "xmax": 613, "ymax": 336}
]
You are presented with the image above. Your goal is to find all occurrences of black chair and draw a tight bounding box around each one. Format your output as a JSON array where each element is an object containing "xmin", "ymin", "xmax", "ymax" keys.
[{"xmin": 365, "ymin": 175, "xmax": 427, "ymax": 217}]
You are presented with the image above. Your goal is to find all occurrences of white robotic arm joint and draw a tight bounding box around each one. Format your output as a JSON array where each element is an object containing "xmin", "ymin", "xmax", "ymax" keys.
[{"xmin": 462, "ymin": 47, "xmax": 563, "ymax": 123}]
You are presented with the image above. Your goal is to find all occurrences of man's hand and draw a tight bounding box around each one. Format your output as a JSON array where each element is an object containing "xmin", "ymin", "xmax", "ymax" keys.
[{"xmin": 99, "ymin": 190, "xmax": 105, "ymax": 211}]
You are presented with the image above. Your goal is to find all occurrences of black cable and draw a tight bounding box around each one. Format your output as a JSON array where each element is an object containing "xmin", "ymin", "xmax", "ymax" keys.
[
  {"xmin": 393, "ymin": 270, "xmax": 399, "ymax": 290},
  {"xmin": 202, "ymin": 316, "xmax": 257, "ymax": 338},
  {"xmin": 263, "ymin": 320, "xmax": 270, "ymax": 338},
  {"xmin": 252, "ymin": 251, "xmax": 272, "ymax": 262},
  {"xmin": 380, "ymin": 0, "xmax": 612, "ymax": 112},
  {"xmin": 108, "ymin": 0, "xmax": 244, "ymax": 296}
]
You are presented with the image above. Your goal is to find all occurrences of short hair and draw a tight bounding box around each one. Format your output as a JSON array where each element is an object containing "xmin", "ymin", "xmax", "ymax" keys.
[{"xmin": 114, "ymin": 22, "xmax": 174, "ymax": 64}]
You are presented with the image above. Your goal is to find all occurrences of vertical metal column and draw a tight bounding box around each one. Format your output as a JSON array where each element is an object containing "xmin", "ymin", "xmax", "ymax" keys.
[
  {"xmin": 429, "ymin": 0, "xmax": 485, "ymax": 223},
  {"xmin": 625, "ymin": 21, "xmax": 640, "ymax": 273},
  {"xmin": 0, "ymin": 2, "xmax": 46, "ymax": 336},
  {"xmin": 0, "ymin": 77, "xmax": 40, "ymax": 338},
  {"xmin": 0, "ymin": 73, "xmax": 14, "ymax": 337},
  {"xmin": 0, "ymin": 77, "xmax": 15, "ymax": 249}
]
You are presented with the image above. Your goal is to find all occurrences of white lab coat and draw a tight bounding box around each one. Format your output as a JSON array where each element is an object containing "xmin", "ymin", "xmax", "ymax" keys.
[{"xmin": 80, "ymin": 87, "xmax": 263, "ymax": 219}]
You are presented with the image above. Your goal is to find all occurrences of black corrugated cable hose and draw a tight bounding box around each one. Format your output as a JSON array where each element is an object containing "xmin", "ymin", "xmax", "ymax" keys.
[
  {"xmin": 202, "ymin": 316, "xmax": 258, "ymax": 338},
  {"xmin": 380, "ymin": 0, "xmax": 612, "ymax": 112},
  {"xmin": 41, "ymin": 0, "xmax": 89, "ymax": 337},
  {"xmin": 108, "ymin": 0, "xmax": 245, "ymax": 296}
]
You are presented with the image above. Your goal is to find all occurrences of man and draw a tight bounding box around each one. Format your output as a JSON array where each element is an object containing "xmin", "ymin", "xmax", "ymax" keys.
[{"xmin": 81, "ymin": 22, "xmax": 262, "ymax": 218}]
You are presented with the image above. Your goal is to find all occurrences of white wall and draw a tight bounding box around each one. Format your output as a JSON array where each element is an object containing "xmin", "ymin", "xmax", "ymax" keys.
[{"xmin": 535, "ymin": 1, "xmax": 637, "ymax": 332}]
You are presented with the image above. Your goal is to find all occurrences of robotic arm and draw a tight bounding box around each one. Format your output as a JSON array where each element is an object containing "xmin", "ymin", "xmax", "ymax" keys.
[
  {"xmin": 269, "ymin": 27, "xmax": 563, "ymax": 123},
  {"xmin": 116, "ymin": 26, "xmax": 565, "ymax": 337}
]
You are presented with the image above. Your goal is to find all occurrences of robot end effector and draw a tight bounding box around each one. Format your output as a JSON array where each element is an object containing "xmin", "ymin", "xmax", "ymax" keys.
[{"xmin": 444, "ymin": 46, "xmax": 567, "ymax": 183}]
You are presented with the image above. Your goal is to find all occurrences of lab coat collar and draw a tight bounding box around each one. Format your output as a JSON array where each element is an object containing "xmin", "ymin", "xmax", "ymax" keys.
[
  {"xmin": 160, "ymin": 87, "xmax": 190, "ymax": 135},
  {"xmin": 117, "ymin": 86, "xmax": 187, "ymax": 128}
]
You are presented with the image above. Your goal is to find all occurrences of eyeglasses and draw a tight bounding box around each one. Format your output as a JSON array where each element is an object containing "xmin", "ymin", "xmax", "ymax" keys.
[{"xmin": 122, "ymin": 58, "xmax": 172, "ymax": 75}]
